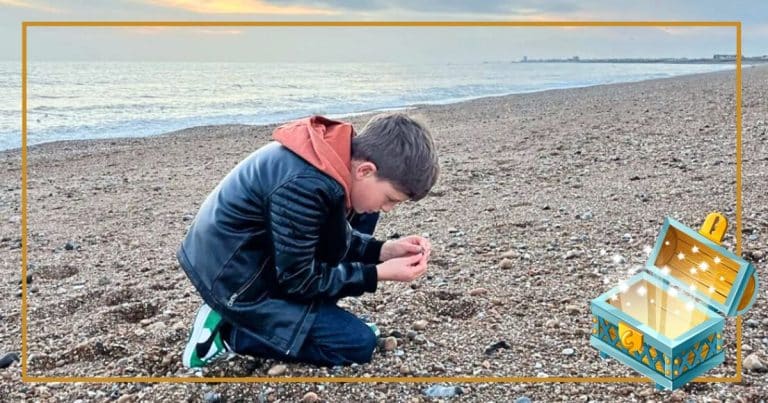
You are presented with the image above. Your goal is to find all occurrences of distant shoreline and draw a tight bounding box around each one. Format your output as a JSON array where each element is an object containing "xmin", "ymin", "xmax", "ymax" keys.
[{"xmin": 517, "ymin": 59, "xmax": 768, "ymax": 64}]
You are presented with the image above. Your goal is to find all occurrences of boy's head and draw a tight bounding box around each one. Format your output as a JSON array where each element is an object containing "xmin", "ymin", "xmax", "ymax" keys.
[{"xmin": 350, "ymin": 113, "xmax": 439, "ymax": 214}]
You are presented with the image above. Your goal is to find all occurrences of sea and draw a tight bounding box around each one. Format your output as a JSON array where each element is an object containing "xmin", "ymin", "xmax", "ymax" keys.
[{"xmin": 0, "ymin": 61, "xmax": 734, "ymax": 151}]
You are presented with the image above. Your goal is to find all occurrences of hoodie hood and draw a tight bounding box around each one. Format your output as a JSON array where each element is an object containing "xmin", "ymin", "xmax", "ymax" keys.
[{"xmin": 272, "ymin": 115, "xmax": 355, "ymax": 208}]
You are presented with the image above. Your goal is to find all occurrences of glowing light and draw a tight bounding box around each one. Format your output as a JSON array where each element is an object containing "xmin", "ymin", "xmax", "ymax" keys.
[
  {"xmin": 611, "ymin": 294, "xmax": 619, "ymax": 301},
  {"xmin": 661, "ymin": 266, "xmax": 671, "ymax": 276},
  {"xmin": 650, "ymin": 299, "xmax": 655, "ymax": 304},
  {"xmin": 625, "ymin": 302, "xmax": 632, "ymax": 307},
  {"xmin": 677, "ymin": 252, "xmax": 686, "ymax": 260},
  {"xmin": 699, "ymin": 262, "xmax": 709, "ymax": 271},
  {"xmin": 692, "ymin": 245, "xmax": 699, "ymax": 253},
  {"xmin": 689, "ymin": 284, "xmax": 697, "ymax": 292},
  {"xmin": 719, "ymin": 276, "xmax": 725, "ymax": 281},
  {"xmin": 714, "ymin": 256, "xmax": 721, "ymax": 264},
  {"xmin": 669, "ymin": 287, "xmax": 679, "ymax": 297},
  {"xmin": 665, "ymin": 241, "xmax": 670, "ymax": 246},
  {"xmin": 690, "ymin": 267, "xmax": 697, "ymax": 274},
  {"xmin": 619, "ymin": 282, "xmax": 629, "ymax": 293},
  {"xmin": 709, "ymin": 286, "xmax": 716, "ymax": 293},
  {"xmin": 637, "ymin": 286, "xmax": 647, "ymax": 296},
  {"xmin": 685, "ymin": 301, "xmax": 695, "ymax": 311}
]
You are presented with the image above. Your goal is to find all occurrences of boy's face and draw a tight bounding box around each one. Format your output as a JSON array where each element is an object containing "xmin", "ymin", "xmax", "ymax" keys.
[{"xmin": 350, "ymin": 161, "xmax": 409, "ymax": 214}]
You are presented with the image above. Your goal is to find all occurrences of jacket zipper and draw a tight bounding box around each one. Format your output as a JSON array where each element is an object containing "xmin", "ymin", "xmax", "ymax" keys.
[{"xmin": 227, "ymin": 256, "xmax": 271, "ymax": 307}]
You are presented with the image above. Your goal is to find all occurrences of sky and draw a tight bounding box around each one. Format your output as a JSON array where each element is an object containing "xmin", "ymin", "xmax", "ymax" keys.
[{"xmin": 0, "ymin": 0, "xmax": 767, "ymax": 62}]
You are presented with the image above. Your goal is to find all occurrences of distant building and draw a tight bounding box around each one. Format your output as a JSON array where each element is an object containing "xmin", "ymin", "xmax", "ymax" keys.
[
  {"xmin": 713, "ymin": 54, "xmax": 736, "ymax": 61},
  {"xmin": 572, "ymin": 56, "xmax": 580, "ymax": 61},
  {"xmin": 522, "ymin": 56, "xmax": 527, "ymax": 62}
]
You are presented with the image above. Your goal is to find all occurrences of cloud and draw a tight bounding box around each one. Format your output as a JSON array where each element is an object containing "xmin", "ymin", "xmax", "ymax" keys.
[
  {"xmin": 265, "ymin": 0, "xmax": 581, "ymax": 15},
  {"xmin": 0, "ymin": 0, "xmax": 62, "ymax": 13},
  {"xmin": 141, "ymin": 0, "xmax": 339, "ymax": 15}
]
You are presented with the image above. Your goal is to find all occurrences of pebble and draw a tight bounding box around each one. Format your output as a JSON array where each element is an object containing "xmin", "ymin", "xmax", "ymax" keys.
[
  {"xmin": 565, "ymin": 305, "xmax": 580, "ymax": 314},
  {"xmin": 746, "ymin": 319, "xmax": 759, "ymax": 328},
  {"xmin": 399, "ymin": 364, "xmax": 412, "ymax": 375},
  {"xmin": 499, "ymin": 259, "xmax": 514, "ymax": 270},
  {"xmin": 406, "ymin": 330, "xmax": 418, "ymax": 340},
  {"xmin": 18, "ymin": 272, "xmax": 33, "ymax": 285},
  {"xmin": 64, "ymin": 241, "xmax": 80, "ymax": 250},
  {"xmin": 579, "ymin": 211, "xmax": 594, "ymax": 220},
  {"xmin": 469, "ymin": 287, "xmax": 488, "ymax": 296},
  {"xmin": 743, "ymin": 354, "xmax": 766, "ymax": 372},
  {"xmin": 423, "ymin": 385, "xmax": 463, "ymax": 398},
  {"xmin": 501, "ymin": 250, "xmax": 520, "ymax": 259},
  {"xmin": 562, "ymin": 348, "xmax": 575, "ymax": 356},
  {"xmin": 116, "ymin": 394, "xmax": 136, "ymax": 403},
  {"xmin": 147, "ymin": 322, "xmax": 166, "ymax": 333},
  {"xmin": 203, "ymin": 391, "xmax": 221, "ymax": 403},
  {"xmin": 383, "ymin": 336, "xmax": 398, "ymax": 351},
  {"xmin": 564, "ymin": 250, "xmax": 581, "ymax": 259},
  {"xmin": 485, "ymin": 340, "xmax": 511, "ymax": 355},
  {"xmin": 388, "ymin": 330, "xmax": 403, "ymax": 339},
  {"xmin": 301, "ymin": 392, "xmax": 319, "ymax": 403},
  {"xmin": 267, "ymin": 364, "xmax": 287, "ymax": 376},
  {"xmin": 413, "ymin": 320, "xmax": 428, "ymax": 331},
  {"xmin": 545, "ymin": 319, "xmax": 560, "ymax": 328},
  {"xmin": 0, "ymin": 352, "xmax": 19, "ymax": 368},
  {"xmin": 515, "ymin": 398, "xmax": 532, "ymax": 403}
]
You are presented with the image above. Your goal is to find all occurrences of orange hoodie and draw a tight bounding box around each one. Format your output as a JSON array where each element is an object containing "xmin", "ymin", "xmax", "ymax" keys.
[{"xmin": 272, "ymin": 115, "xmax": 355, "ymax": 208}]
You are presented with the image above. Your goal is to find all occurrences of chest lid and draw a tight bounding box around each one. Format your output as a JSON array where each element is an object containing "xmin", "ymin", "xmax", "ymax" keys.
[{"xmin": 645, "ymin": 213, "xmax": 758, "ymax": 317}]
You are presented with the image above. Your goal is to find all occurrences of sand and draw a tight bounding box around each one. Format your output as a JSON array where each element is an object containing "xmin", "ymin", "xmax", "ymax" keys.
[{"xmin": 1, "ymin": 65, "xmax": 766, "ymax": 401}]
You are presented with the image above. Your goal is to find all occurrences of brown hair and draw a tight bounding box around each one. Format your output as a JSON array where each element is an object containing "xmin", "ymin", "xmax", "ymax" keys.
[{"xmin": 352, "ymin": 113, "xmax": 439, "ymax": 201}]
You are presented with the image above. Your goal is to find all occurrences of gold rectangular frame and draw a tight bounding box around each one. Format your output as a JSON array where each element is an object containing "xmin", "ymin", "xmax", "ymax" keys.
[{"xmin": 19, "ymin": 20, "xmax": 744, "ymax": 385}]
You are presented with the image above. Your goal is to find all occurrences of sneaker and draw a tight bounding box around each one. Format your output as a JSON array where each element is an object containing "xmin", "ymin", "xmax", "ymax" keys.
[{"xmin": 182, "ymin": 303, "xmax": 231, "ymax": 368}]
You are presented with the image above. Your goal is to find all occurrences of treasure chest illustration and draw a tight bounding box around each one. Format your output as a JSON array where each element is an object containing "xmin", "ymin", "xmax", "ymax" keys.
[{"xmin": 590, "ymin": 212, "xmax": 759, "ymax": 390}]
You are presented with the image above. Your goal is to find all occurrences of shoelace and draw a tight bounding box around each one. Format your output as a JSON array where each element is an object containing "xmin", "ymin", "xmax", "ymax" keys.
[{"xmin": 205, "ymin": 348, "xmax": 231, "ymax": 363}]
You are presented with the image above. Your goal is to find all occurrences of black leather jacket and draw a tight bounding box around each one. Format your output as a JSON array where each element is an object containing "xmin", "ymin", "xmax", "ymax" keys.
[{"xmin": 177, "ymin": 142, "xmax": 383, "ymax": 356}]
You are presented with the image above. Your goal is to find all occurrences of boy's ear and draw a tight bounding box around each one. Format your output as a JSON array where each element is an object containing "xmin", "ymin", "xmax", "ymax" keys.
[{"xmin": 354, "ymin": 161, "xmax": 378, "ymax": 178}]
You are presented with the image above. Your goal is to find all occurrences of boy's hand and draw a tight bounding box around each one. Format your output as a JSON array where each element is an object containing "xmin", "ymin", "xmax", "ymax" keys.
[
  {"xmin": 376, "ymin": 251, "xmax": 429, "ymax": 282},
  {"xmin": 380, "ymin": 235, "xmax": 432, "ymax": 261}
]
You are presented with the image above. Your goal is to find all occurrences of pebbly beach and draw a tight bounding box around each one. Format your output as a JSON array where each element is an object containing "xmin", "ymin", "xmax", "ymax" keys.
[{"xmin": 1, "ymin": 65, "xmax": 767, "ymax": 401}]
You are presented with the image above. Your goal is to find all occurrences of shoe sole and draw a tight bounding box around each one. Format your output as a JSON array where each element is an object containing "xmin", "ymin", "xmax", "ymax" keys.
[{"xmin": 182, "ymin": 303, "xmax": 212, "ymax": 368}]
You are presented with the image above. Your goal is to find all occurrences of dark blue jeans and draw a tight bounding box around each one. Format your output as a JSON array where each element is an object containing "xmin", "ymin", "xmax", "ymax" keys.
[{"xmin": 225, "ymin": 212, "xmax": 380, "ymax": 367}]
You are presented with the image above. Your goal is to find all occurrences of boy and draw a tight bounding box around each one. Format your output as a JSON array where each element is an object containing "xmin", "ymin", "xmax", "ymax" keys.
[{"xmin": 178, "ymin": 113, "xmax": 440, "ymax": 368}]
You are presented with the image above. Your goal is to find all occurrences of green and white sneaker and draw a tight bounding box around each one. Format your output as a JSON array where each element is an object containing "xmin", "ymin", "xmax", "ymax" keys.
[{"xmin": 182, "ymin": 303, "xmax": 232, "ymax": 368}]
